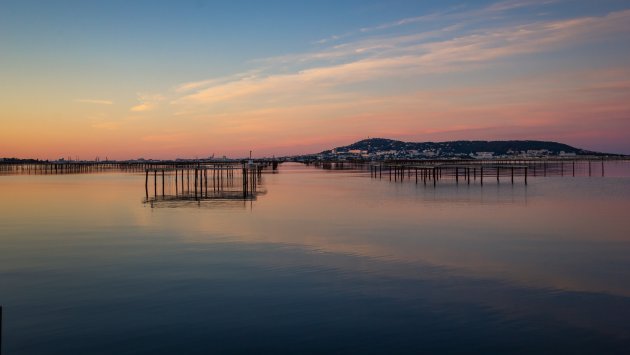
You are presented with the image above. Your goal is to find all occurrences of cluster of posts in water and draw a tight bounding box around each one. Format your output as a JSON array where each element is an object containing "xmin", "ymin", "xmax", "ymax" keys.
[
  {"xmin": 311, "ymin": 157, "xmax": 624, "ymax": 186},
  {"xmin": 143, "ymin": 163, "xmax": 268, "ymax": 206}
]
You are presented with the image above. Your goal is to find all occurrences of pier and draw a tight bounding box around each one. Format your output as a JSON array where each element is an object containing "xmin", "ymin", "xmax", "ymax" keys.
[
  {"xmin": 0, "ymin": 159, "xmax": 279, "ymax": 175},
  {"xmin": 308, "ymin": 157, "xmax": 628, "ymax": 186}
]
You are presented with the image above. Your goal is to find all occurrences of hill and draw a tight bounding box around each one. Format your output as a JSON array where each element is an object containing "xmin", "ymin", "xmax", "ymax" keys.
[{"xmin": 318, "ymin": 138, "xmax": 604, "ymax": 159}]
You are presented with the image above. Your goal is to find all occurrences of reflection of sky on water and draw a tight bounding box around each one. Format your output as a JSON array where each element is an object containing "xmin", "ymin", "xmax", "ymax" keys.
[{"xmin": 1, "ymin": 162, "xmax": 630, "ymax": 353}]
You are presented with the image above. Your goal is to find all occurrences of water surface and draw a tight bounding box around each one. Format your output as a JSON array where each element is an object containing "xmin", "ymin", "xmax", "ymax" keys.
[{"xmin": 1, "ymin": 163, "xmax": 630, "ymax": 354}]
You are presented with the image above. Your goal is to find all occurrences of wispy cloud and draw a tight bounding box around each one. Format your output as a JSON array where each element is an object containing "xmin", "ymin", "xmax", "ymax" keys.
[
  {"xmin": 130, "ymin": 93, "xmax": 165, "ymax": 112},
  {"xmin": 75, "ymin": 99, "xmax": 113, "ymax": 105},
  {"xmin": 173, "ymin": 8, "xmax": 630, "ymax": 113},
  {"xmin": 314, "ymin": 0, "xmax": 558, "ymax": 45},
  {"xmin": 485, "ymin": 0, "xmax": 560, "ymax": 13}
]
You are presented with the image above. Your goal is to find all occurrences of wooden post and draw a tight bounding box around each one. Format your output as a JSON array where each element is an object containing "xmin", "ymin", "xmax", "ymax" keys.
[
  {"xmin": 154, "ymin": 170, "xmax": 157, "ymax": 197},
  {"xmin": 194, "ymin": 168, "xmax": 198, "ymax": 198},
  {"xmin": 162, "ymin": 170, "xmax": 165, "ymax": 196},
  {"xmin": 145, "ymin": 170, "xmax": 149, "ymax": 198},
  {"xmin": 480, "ymin": 166, "xmax": 484, "ymax": 186},
  {"xmin": 511, "ymin": 167, "xmax": 514, "ymax": 184},
  {"xmin": 496, "ymin": 166, "xmax": 500, "ymax": 183},
  {"xmin": 175, "ymin": 169, "xmax": 178, "ymax": 195},
  {"xmin": 525, "ymin": 167, "xmax": 528, "ymax": 185},
  {"xmin": 243, "ymin": 168, "xmax": 247, "ymax": 198}
]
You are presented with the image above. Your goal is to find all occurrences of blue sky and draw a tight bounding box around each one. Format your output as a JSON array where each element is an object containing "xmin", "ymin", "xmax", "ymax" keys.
[{"xmin": 1, "ymin": 0, "xmax": 630, "ymax": 158}]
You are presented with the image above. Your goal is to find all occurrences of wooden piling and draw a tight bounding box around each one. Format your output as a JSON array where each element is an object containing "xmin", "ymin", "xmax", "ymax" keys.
[{"xmin": 194, "ymin": 169, "xmax": 198, "ymax": 198}]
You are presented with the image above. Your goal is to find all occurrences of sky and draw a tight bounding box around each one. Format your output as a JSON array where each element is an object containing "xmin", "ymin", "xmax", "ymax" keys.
[{"xmin": 1, "ymin": 0, "xmax": 630, "ymax": 159}]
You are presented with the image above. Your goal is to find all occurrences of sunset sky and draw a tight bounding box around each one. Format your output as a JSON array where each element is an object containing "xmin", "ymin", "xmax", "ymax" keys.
[{"xmin": 1, "ymin": 0, "xmax": 630, "ymax": 159}]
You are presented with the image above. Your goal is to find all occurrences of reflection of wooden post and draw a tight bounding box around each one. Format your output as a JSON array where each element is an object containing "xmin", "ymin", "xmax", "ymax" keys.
[{"xmin": 533, "ymin": 164, "xmax": 536, "ymax": 177}]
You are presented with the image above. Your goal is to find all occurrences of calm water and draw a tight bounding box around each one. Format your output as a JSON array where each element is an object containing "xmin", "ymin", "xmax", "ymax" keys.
[{"xmin": 1, "ymin": 162, "xmax": 630, "ymax": 354}]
